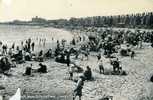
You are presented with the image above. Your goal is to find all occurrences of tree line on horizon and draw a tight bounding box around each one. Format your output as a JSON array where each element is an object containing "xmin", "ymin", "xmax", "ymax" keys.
[
  {"xmin": 48, "ymin": 12, "xmax": 153, "ymax": 29},
  {"xmin": 9, "ymin": 12, "xmax": 153, "ymax": 29}
]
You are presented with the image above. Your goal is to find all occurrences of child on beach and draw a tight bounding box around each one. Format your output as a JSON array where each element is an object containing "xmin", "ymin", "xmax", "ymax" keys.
[{"xmin": 73, "ymin": 76, "xmax": 85, "ymax": 100}]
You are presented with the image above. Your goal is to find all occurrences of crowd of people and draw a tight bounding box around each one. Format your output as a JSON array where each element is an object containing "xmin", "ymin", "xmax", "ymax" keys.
[
  {"xmin": 0, "ymin": 37, "xmax": 49, "ymax": 74},
  {"xmin": 0, "ymin": 27, "xmax": 153, "ymax": 100},
  {"xmin": 67, "ymin": 28, "xmax": 153, "ymax": 100}
]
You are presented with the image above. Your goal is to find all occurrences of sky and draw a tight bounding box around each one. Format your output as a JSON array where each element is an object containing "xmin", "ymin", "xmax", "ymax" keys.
[{"xmin": 0, "ymin": 0, "xmax": 153, "ymax": 22}]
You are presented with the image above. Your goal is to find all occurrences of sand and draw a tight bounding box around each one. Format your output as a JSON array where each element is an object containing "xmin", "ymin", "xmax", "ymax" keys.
[{"xmin": 0, "ymin": 25, "xmax": 153, "ymax": 100}]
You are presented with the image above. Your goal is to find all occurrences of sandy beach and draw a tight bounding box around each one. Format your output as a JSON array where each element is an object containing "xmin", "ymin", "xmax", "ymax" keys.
[{"xmin": 0, "ymin": 25, "xmax": 153, "ymax": 100}]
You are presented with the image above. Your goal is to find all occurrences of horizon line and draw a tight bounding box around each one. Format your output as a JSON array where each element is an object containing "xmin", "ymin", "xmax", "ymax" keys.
[{"xmin": 0, "ymin": 11, "xmax": 153, "ymax": 23}]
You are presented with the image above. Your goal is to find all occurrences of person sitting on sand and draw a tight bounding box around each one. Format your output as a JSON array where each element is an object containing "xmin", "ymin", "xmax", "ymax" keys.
[
  {"xmin": 37, "ymin": 50, "xmax": 44, "ymax": 62},
  {"xmin": 11, "ymin": 50, "xmax": 24, "ymax": 63},
  {"xmin": 16, "ymin": 50, "xmax": 23, "ymax": 61},
  {"xmin": 111, "ymin": 58, "xmax": 121, "ymax": 72},
  {"xmin": 45, "ymin": 49, "xmax": 52, "ymax": 58},
  {"xmin": 16, "ymin": 46, "xmax": 19, "ymax": 51},
  {"xmin": 23, "ymin": 65, "xmax": 32, "ymax": 76},
  {"xmin": 23, "ymin": 44, "xmax": 28, "ymax": 52},
  {"xmin": 23, "ymin": 64, "xmax": 32, "ymax": 76},
  {"xmin": 0, "ymin": 57, "xmax": 11, "ymax": 74},
  {"xmin": 24, "ymin": 52, "xmax": 32, "ymax": 61},
  {"xmin": 83, "ymin": 66, "xmax": 92, "ymax": 80},
  {"xmin": 37, "ymin": 63, "xmax": 47, "ymax": 73},
  {"xmin": 73, "ymin": 76, "xmax": 85, "ymax": 100}
]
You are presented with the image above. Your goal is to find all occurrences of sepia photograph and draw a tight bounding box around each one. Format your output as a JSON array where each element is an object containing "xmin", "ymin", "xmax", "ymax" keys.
[{"xmin": 0, "ymin": 0, "xmax": 153, "ymax": 100}]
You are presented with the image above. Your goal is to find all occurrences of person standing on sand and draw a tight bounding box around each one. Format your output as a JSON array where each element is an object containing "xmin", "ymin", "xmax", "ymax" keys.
[
  {"xmin": 73, "ymin": 76, "xmax": 85, "ymax": 100},
  {"xmin": 12, "ymin": 43, "xmax": 15, "ymax": 50},
  {"xmin": 0, "ymin": 41, "xmax": 2, "ymax": 46},
  {"xmin": 27, "ymin": 38, "xmax": 31, "ymax": 52},
  {"xmin": 97, "ymin": 53, "xmax": 101, "ymax": 61},
  {"xmin": 98, "ymin": 60, "xmax": 104, "ymax": 74},
  {"xmin": 31, "ymin": 42, "xmax": 35, "ymax": 51},
  {"xmin": 85, "ymin": 47, "xmax": 90, "ymax": 60},
  {"xmin": 2, "ymin": 44, "xmax": 7, "ymax": 55},
  {"xmin": 43, "ymin": 38, "xmax": 46, "ymax": 47},
  {"xmin": 66, "ymin": 52, "xmax": 71, "ymax": 67},
  {"xmin": 39, "ymin": 38, "xmax": 41, "ymax": 46},
  {"xmin": 8, "ymin": 48, "xmax": 13, "ymax": 57},
  {"xmin": 69, "ymin": 64, "xmax": 74, "ymax": 80},
  {"xmin": 57, "ymin": 40, "xmax": 60, "ymax": 49},
  {"xmin": 83, "ymin": 36, "xmax": 85, "ymax": 41},
  {"xmin": 21, "ymin": 41, "xmax": 24, "ymax": 50},
  {"xmin": 79, "ymin": 36, "xmax": 82, "ymax": 42},
  {"xmin": 131, "ymin": 51, "xmax": 135, "ymax": 59},
  {"xmin": 72, "ymin": 38, "xmax": 76, "ymax": 45}
]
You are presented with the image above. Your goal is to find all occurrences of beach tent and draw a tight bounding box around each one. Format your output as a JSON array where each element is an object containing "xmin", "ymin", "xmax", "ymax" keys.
[{"xmin": 9, "ymin": 88, "xmax": 21, "ymax": 100}]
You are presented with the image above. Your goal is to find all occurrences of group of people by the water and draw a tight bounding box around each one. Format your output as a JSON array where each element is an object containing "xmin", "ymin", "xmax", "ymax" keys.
[
  {"xmin": 67, "ymin": 28, "xmax": 153, "ymax": 100},
  {"xmin": 0, "ymin": 28, "xmax": 153, "ymax": 100},
  {"xmin": 37, "ymin": 38, "xmax": 47, "ymax": 47}
]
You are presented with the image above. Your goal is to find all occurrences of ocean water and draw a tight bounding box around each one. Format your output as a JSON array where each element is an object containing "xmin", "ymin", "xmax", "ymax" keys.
[{"xmin": 0, "ymin": 25, "xmax": 73, "ymax": 49}]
